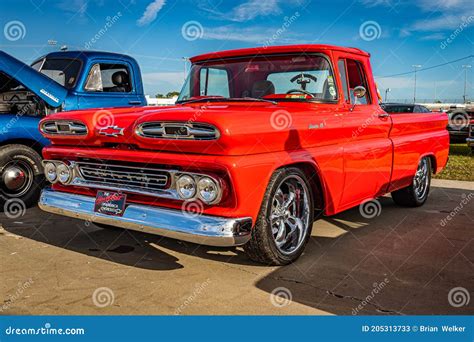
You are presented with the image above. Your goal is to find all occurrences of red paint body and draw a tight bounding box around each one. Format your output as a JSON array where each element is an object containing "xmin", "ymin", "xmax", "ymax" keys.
[{"xmin": 40, "ymin": 45, "xmax": 449, "ymax": 223}]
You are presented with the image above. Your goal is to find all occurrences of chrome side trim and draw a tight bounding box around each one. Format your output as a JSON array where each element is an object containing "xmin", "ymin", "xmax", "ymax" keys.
[
  {"xmin": 466, "ymin": 138, "xmax": 474, "ymax": 147},
  {"xmin": 40, "ymin": 120, "xmax": 88, "ymax": 136},
  {"xmin": 39, "ymin": 189, "xmax": 252, "ymax": 247},
  {"xmin": 136, "ymin": 121, "xmax": 220, "ymax": 140}
]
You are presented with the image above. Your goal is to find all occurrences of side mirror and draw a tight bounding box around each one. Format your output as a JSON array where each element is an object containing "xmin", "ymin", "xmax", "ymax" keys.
[
  {"xmin": 353, "ymin": 86, "xmax": 366, "ymax": 99},
  {"xmin": 350, "ymin": 86, "xmax": 367, "ymax": 111}
]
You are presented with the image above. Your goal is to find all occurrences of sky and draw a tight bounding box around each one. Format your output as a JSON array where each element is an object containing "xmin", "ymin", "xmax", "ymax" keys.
[{"xmin": 0, "ymin": 0, "xmax": 472, "ymax": 101}]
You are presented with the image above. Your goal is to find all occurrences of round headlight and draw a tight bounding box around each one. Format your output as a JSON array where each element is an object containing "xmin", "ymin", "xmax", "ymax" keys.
[
  {"xmin": 44, "ymin": 162, "xmax": 57, "ymax": 183},
  {"xmin": 56, "ymin": 164, "xmax": 72, "ymax": 184},
  {"xmin": 176, "ymin": 175, "xmax": 196, "ymax": 199},
  {"xmin": 197, "ymin": 177, "xmax": 219, "ymax": 203}
]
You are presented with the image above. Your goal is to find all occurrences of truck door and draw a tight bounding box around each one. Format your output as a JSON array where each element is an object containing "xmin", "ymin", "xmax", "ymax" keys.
[
  {"xmin": 336, "ymin": 56, "xmax": 393, "ymax": 210},
  {"xmin": 78, "ymin": 60, "xmax": 145, "ymax": 109}
]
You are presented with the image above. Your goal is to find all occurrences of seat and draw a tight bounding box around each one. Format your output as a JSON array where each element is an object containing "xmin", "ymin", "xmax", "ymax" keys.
[
  {"xmin": 251, "ymin": 80, "xmax": 275, "ymax": 98},
  {"xmin": 108, "ymin": 71, "xmax": 130, "ymax": 92}
]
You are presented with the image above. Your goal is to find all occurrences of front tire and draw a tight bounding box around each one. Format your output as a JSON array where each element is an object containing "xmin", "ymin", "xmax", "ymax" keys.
[
  {"xmin": 391, "ymin": 157, "xmax": 431, "ymax": 207},
  {"xmin": 244, "ymin": 167, "xmax": 314, "ymax": 265},
  {"xmin": 0, "ymin": 144, "xmax": 44, "ymax": 208}
]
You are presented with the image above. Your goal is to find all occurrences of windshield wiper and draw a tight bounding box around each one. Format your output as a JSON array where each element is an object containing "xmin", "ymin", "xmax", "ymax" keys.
[
  {"xmin": 176, "ymin": 96, "xmax": 225, "ymax": 105},
  {"xmin": 231, "ymin": 97, "xmax": 277, "ymax": 105},
  {"xmin": 177, "ymin": 96, "xmax": 277, "ymax": 105}
]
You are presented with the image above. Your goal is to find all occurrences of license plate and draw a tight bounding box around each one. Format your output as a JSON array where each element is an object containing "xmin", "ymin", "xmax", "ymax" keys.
[{"xmin": 94, "ymin": 191, "xmax": 127, "ymax": 217}]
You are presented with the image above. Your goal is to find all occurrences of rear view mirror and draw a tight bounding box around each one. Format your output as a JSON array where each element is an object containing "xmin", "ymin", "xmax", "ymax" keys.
[{"xmin": 354, "ymin": 86, "xmax": 366, "ymax": 98}]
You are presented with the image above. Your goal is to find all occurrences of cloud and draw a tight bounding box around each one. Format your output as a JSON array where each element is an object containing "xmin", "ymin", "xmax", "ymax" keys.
[
  {"xmin": 57, "ymin": 0, "xmax": 89, "ymax": 15},
  {"xmin": 201, "ymin": 25, "xmax": 305, "ymax": 44},
  {"xmin": 419, "ymin": 32, "xmax": 446, "ymax": 40},
  {"xmin": 199, "ymin": 0, "xmax": 302, "ymax": 22},
  {"xmin": 410, "ymin": 14, "xmax": 472, "ymax": 32},
  {"xmin": 359, "ymin": 0, "xmax": 394, "ymax": 7},
  {"xmin": 230, "ymin": 0, "xmax": 281, "ymax": 22},
  {"xmin": 137, "ymin": 0, "xmax": 166, "ymax": 26}
]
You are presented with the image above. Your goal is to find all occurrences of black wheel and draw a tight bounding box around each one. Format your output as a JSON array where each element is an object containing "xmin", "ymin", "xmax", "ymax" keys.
[
  {"xmin": 391, "ymin": 157, "xmax": 431, "ymax": 207},
  {"xmin": 0, "ymin": 144, "xmax": 44, "ymax": 208},
  {"xmin": 244, "ymin": 167, "xmax": 314, "ymax": 265}
]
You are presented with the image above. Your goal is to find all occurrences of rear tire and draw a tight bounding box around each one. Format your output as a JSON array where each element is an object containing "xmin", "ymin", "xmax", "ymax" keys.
[
  {"xmin": 244, "ymin": 167, "xmax": 314, "ymax": 265},
  {"xmin": 0, "ymin": 144, "xmax": 44, "ymax": 209},
  {"xmin": 391, "ymin": 157, "xmax": 431, "ymax": 207}
]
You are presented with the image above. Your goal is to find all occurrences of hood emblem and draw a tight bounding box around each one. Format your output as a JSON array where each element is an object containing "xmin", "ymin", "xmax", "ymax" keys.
[{"xmin": 99, "ymin": 126, "xmax": 124, "ymax": 137}]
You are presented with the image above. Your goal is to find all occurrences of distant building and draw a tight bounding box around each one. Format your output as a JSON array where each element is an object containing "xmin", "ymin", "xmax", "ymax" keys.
[{"xmin": 146, "ymin": 95, "xmax": 177, "ymax": 106}]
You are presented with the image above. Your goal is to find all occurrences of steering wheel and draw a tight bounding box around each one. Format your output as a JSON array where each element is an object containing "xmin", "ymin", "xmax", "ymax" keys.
[{"xmin": 286, "ymin": 89, "xmax": 315, "ymax": 98}]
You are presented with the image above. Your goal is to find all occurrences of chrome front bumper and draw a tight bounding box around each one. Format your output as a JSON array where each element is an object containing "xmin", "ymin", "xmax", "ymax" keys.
[
  {"xmin": 39, "ymin": 189, "xmax": 252, "ymax": 247},
  {"xmin": 467, "ymin": 138, "xmax": 474, "ymax": 147}
]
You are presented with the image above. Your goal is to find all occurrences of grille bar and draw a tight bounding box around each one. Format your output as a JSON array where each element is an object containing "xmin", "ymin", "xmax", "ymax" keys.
[{"xmin": 75, "ymin": 161, "xmax": 171, "ymax": 192}]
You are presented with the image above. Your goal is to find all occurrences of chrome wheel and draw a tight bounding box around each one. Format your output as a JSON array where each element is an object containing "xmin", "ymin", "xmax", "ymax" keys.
[
  {"xmin": 413, "ymin": 158, "xmax": 429, "ymax": 200},
  {"xmin": 1, "ymin": 160, "xmax": 34, "ymax": 198},
  {"xmin": 270, "ymin": 175, "xmax": 311, "ymax": 255}
]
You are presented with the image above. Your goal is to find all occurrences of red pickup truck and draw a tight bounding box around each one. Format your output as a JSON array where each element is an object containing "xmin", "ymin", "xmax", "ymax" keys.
[{"xmin": 38, "ymin": 45, "xmax": 449, "ymax": 265}]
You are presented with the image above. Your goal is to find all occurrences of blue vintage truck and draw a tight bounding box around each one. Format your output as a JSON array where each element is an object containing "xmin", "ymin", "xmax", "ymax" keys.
[{"xmin": 0, "ymin": 50, "xmax": 146, "ymax": 207}]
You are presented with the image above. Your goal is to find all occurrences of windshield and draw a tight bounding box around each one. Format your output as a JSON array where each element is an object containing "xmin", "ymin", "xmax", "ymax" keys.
[
  {"xmin": 31, "ymin": 58, "xmax": 81, "ymax": 89},
  {"xmin": 177, "ymin": 54, "xmax": 337, "ymax": 103}
]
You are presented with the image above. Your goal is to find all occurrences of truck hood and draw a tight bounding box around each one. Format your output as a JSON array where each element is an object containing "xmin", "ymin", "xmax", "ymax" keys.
[
  {"xmin": 0, "ymin": 51, "xmax": 68, "ymax": 107},
  {"xmin": 40, "ymin": 102, "xmax": 336, "ymax": 155}
]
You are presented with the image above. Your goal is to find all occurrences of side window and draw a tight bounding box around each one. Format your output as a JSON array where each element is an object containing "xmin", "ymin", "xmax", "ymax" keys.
[
  {"xmin": 85, "ymin": 63, "xmax": 132, "ymax": 93},
  {"xmin": 345, "ymin": 59, "xmax": 371, "ymax": 105},
  {"xmin": 199, "ymin": 67, "xmax": 229, "ymax": 97},
  {"xmin": 337, "ymin": 59, "xmax": 350, "ymax": 102}
]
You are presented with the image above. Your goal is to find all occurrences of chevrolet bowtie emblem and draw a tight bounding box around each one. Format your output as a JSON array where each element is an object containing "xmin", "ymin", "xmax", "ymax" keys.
[{"xmin": 99, "ymin": 126, "xmax": 124, "ymax": 137}]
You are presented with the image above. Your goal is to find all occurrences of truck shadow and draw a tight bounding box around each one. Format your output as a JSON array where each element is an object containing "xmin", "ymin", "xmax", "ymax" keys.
[
  {"xmin": 254, "ymin": 185, "xmax": 474, "ymax": 315},
  {"xmin": 0, "ymin": 206, "xmax": 254, "ymax": 271},
  {"xmin": 0, "ymin": 184, "xmax": 472, "ymax": 314}
]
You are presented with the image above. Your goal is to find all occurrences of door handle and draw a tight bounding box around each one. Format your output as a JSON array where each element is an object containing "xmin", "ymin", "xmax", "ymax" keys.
[
  {"xmin": 128, "ymin": 100, "xmax": 142, "ymax": 105},
  {"xmin": 378, "ymin": 113, "xmax": 390, "ymax": 118}
]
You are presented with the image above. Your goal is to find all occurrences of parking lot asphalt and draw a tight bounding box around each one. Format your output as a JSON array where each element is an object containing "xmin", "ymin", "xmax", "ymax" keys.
[{"xmin": 1, "ymin": 179, "xmax": 473, "ymax": 315}]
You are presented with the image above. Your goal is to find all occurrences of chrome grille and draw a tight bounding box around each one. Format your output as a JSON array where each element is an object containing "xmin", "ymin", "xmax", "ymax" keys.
[
  {"xmin": 76, "ymin": 161, "xmax": 170, "ymax": 192},
  {"xmin": 136, "ymin": 122, "xmax": 219, "ymax": 140},
  {"xmin": 41, "ymin": 120, "xmax": 88, "ymax": 135}
]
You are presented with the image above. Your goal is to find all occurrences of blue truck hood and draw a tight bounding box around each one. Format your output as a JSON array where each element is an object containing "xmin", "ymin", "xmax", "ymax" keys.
[{"xmin": 0, "ymin": 51, "xmax": 68, "ymax": 108}]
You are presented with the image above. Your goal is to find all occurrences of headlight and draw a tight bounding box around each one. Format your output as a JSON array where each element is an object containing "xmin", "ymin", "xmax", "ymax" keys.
[
  {"xmin": 176, "ymin": 175, "xmax": 196, "ymax": 199},
  {"xmin": 44, "ymin": 162, "xmax": 57, "ymax": 183},
  {"xmin": 56, "ymin": 163, "xmax": 72, "ymax": 184},
  {"xmin": 197, "ymin": 177, "xmax": 219, "ymax": 203}
]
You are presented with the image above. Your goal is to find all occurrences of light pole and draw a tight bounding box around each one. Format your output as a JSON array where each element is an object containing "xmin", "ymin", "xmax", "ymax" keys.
[
  {"xmin": 462, "ymin": 64, "xmax": 472, "ymax": 103},
  {"xmin": 385, "ymin": 88, "xmax": 391, "ymax": 102},
  {"xmin": 412, "ymin": 65, "xmax": 422, "ymax": 103}
]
